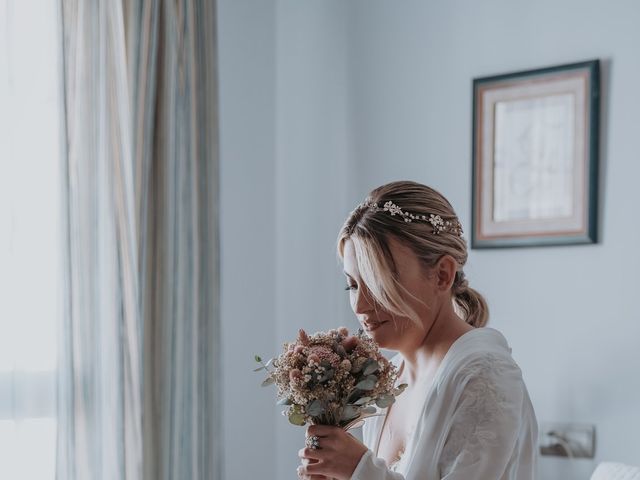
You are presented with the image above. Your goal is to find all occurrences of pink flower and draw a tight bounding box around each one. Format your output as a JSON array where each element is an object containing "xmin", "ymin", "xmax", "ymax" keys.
[
  {"xmin": 308, "ymin": 354, "xmax": 321, "ymax": 365},
  {"xmin": 294, "ymin": 345, "xmax": 305, "ymax": 355},
  {"xmin": 338, "ymin": 326, "xmax": 349, "ymax": 337},
  {"xmin": 289, "ymin": 369, "xmax": 303, "ymax": 382},
  {"xmin": 341, "ymin": 359, "xmax": 352, "ymax": 371},
  {"xmin": 343, "ymin": 336, "xmax": 359, "ymax": 352},
  {"xmin": 307, "ymin": 345, "xmax": 341, "ymax": 367},
  {"xmin": 297, "ymin": 329, "xmax": 311, "ymax": 346}
]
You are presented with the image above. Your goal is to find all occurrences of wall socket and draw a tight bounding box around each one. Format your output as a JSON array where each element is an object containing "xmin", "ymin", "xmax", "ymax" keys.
[{"xmin": 539, "ymin": 422, "xmax": 596, "ymax": 459}]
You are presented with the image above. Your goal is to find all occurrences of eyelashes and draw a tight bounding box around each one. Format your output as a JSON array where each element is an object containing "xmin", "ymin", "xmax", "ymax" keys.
[{"xmin": 344, "ymin": 284, "xmax": 357, "ymax": 291}]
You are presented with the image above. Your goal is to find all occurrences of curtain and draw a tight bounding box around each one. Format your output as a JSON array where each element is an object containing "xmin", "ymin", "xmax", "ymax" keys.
[{"xmin": 57, "ymin": 1, "xmax": 221, "ymax": 479}]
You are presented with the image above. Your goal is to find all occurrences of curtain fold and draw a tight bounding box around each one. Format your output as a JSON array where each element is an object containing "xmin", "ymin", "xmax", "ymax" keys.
[{"xmin": 57, "ymin": 1, "xmax": 220, "ymax": 479}]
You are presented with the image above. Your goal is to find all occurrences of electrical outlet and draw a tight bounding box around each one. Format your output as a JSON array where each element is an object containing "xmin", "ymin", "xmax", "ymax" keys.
[{"xmin": 539, "ymin": 422, "xmax": 595, "ymax": 459}]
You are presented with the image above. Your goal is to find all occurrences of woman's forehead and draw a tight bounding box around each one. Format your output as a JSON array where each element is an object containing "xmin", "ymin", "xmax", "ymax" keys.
[{"xmin": 342, "ymin": 236, "xmax": 416, "ymax": 278}]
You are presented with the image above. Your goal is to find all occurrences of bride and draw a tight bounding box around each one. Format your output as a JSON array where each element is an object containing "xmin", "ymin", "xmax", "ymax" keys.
[{"xmin": 297, "ymin": 181, "xmax": 537, "ymax": 480}]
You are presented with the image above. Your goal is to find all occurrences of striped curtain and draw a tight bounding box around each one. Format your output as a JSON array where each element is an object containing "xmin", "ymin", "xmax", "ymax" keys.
[{"xmin": 57, "ymin": 1, "xmax": 221, "ymax": 479}]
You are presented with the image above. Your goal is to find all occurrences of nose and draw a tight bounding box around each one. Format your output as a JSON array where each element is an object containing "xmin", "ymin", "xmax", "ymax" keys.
[{"xmin": 351, "ymin": 283, "xmax": 375, "ymax": 315}]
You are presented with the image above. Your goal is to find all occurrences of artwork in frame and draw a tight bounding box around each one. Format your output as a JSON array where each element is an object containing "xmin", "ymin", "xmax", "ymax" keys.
[{"xmin": 471, "ymin": 59, "xmax": 600, "ymax": 249}]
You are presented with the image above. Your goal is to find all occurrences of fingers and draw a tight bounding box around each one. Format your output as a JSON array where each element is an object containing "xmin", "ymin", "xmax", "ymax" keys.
[
  {"xmin": 298, "ymin": 467, "xmax": 330, "ymax": 480},
  {"xmin": 297, "ymin": 465, "xmax": 328, "ymax": 479},
  {"xmin": 299, "ymin": 460, "xmax": 327, "ymax": 476},
  {"xmin": 299, "ymin": 447, "xmax": 323, "ymax": 460},
  {"xmin": 306, "ymin": 424, "xmax": 341, "ymax": 437}
]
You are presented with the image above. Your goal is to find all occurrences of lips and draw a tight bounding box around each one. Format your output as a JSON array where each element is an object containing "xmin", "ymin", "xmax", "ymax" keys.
[{"xmin": 363, "ymin": 321, "xmax": 388, "ymax": 331}]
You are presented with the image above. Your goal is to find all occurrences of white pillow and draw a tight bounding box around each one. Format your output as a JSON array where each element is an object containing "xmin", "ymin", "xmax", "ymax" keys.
[{"xmin": 591, "ymin": 462, "xmax": 640, "ymax": 480}]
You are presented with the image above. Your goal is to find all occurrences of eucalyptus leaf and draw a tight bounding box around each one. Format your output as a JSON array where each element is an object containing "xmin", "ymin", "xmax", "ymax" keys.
[
  {"xmin": 354, "ymin": 374, "xmax": 378, "ymax": 391},
  {"xmin": 255, "ymin": 355, "xmax": 262, "ymax": 363},
  {"xmin": 288, "ymin": 412, "xmax": 306, "ymax": 426},
  {"xmin": 353, "ymin": 396, "xmax": 371, "ymax": 406},
  {"xmin": 317, "ymin": 368, "xmax": 334, "ymax": 383},
  {"xmin": 261, "ymin": 376, "xmax": 275, "ymax": 387},
  {"xmin": 348, "ymin": 390, "xmax": 363, "ymax": 404},
  {"xmin": 306, "ymin": 399, "xmax": 324, "ymax": 417},
  {"xmin": 375, "ymin": 394, "xmax": 395, "ymax": 408},
  {"xmin": 362, "ymin": 360, "xmax": 380, "ymax": 376},
  {"xmin": 393, "ymin": 383, "xmax": 409, "ymax": 396},
  {"xmin": 361, "ymin": 406, "xmax": 377, "ymax": 415},
  {"xmin": 277, "ymin": 397, "xmax": 293, "ymax": 406},
  {"xmin": 351, "ymin": 361, "xmax": 364, "ymax": 374},
  {"xmin": 354, "ymin": 379, "xmax": 374, "ymax": 390},
  {"xmin": 340, "ymin": 405, "xmax": 360, "ymax": 422}
]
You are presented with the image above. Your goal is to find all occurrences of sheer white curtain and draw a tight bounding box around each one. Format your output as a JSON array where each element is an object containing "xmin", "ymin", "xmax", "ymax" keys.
[
  {"xmin": 0, "ymin": 1, "xmax": 62, "ymax": 479},
  {"xmin": 57, "ymin": 1, "xmax": 221, "ymax": 479}
]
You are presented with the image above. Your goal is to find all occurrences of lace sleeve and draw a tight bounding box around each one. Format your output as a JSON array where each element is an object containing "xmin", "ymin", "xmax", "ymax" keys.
[{"xmin": 438, "ymin": 354, "xmax": 526, "ymax": 479}]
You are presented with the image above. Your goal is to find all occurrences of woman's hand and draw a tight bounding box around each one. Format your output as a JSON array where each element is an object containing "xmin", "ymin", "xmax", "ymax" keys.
[{"xmin": 297, "ymin": 425, "xmax": 368, "ymax": 480}]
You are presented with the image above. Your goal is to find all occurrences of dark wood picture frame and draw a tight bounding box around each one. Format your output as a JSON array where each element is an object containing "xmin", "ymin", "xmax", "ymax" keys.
[{"xmin": 471, "ymin": 60, "xmax": 600, "ymax": 249}]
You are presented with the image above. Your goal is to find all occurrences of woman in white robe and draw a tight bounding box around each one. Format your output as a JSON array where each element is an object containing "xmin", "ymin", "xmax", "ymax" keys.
[
  {"xmin": 353, "ymin": 328, "xmax": 537, "ymax": 479},
  {"xmin": 297, "ymin": 181, "xmax": 537, "ymax": 480}
]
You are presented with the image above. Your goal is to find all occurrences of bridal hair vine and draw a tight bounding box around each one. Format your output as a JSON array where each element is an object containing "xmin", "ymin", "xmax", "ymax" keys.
[{"xmin": 361, "ymin": 201, "xmax": 464, "ymax": 236}]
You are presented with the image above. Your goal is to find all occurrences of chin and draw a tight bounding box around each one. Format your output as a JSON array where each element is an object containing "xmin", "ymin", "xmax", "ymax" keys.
[{"xmin": 363, "ymin": 323, "xmax": 394, "ymax": 347}]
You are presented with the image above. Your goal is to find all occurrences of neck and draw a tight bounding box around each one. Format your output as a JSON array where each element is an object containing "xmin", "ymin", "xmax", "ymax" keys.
[{"xmin": 397, "ymin": 300, "xmax": 473, "ymax": 384}]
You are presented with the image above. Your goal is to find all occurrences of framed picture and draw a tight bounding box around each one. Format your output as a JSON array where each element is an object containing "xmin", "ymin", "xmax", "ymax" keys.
[{"xmin": 471, "ymin": 60, "xmax": 600, "ymax": 248}]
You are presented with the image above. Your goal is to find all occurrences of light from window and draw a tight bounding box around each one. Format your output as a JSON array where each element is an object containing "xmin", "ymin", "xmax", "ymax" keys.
[{"xmin": 0, "ymin": 0, "xmax": 61, "ymax": 478}]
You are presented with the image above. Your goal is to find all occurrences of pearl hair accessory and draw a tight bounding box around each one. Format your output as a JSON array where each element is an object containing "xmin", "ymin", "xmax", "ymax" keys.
[{"xmin": 361, "ymin": 200, "xmax": 464, "ymax": 237}]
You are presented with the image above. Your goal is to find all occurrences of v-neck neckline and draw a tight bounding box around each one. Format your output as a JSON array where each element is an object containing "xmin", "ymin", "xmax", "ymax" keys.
[
  {"xmin": 373, "ymin": 354, "xmax": 436, "ymax": 466},
  {"xmin": 372, "ymin": 328, "xmax": 484, "ymax": 467}
]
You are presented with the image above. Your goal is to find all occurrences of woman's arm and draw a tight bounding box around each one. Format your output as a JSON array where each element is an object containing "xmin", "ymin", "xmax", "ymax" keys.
[{"xmin": 437, "ymin": 356, "xmax": 536, "ymax": 480}]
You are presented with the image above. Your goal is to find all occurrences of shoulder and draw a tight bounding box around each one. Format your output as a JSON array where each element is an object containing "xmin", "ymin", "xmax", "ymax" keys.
[{"xmin": 439, "ymin": 328, "xmax": 526, "ymax": 401}]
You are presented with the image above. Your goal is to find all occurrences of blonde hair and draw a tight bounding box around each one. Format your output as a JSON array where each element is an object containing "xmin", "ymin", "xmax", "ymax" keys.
[{"xmin": 336, "ymin": 180, "xmax": 488, "ymax": 328}]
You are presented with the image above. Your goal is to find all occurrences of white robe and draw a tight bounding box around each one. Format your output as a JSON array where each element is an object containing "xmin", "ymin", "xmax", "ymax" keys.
[{"xmin": 351, "ymin": 327, "xmax": 538, "ymax": 480}]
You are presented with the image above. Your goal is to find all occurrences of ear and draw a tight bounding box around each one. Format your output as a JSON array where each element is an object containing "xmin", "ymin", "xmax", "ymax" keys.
[{"xmin": 434, "ymin": 255, "xmax": 457, "ymax": 292}]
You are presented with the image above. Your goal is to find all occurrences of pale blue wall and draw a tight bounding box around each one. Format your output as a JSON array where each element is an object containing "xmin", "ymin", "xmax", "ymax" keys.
[
  {"xmin": 217, "ymin": 1, "xmax": 277, "ymax": 479},
  {"xmin": 347, "ymin": 1, "xmax": 640, "ymax": 479},
  {"xmin": 219, "ymin": 1, "xmax": 640, "ymax": 479},
  {"xmin": 218, "ymin": 1, "xmax": 353, "ymax": 479}
]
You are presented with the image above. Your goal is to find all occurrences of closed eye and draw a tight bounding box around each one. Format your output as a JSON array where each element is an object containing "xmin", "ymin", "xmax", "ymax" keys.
[{"xmin": 344, "ymin": 284, "xmax": 357, "ymax": 291}]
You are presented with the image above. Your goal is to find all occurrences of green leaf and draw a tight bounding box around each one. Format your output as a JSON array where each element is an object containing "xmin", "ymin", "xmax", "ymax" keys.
[
  {"xmin": 277, "ymin": 397, "xmax": 293, "ymax": 406},
  {"xmin": 306, "ymin": 399, "xmax": 324, "ymax": 417},
  {"xmin": 363, "ymin": 360, "xmax": 380, "ymax": 376},
  {"xmin": 340, "ymin": 405, "xmax": 360, "ymax": 422},
  {"xmin": 317, "ymin": 368, "xmax": 334, "ymax": 383},
  {"xmin": 375, "ymin": 394, "xmax": 395, "ymax": 408},
  {"xmin": 354, "ymin": 375, "xmax": 377, "ymax": 391},
  {"xmin": 288, "ymin": 412, "xmax": 306, "ymax": 426},
  {"xmin": 255, "ymin": 355, "xmax": 262, "ymax": 363},
  {"xmin": 261, "ymin": 376, "xmax": 275, "ymax": 387},
  {"xmin": 353, "ymin": 396, "xmax": 371, "ymax": 406},
  {"xmin": 351, "ymin": 361, "xmax": 364, "ymax": 374},
  {"xmin": 393, "ymin": 383, "xmax": 408, "ymax": 396},
  {"xmin": 361, "ymin": 406, "xmax": 377, "ymax": 415}
]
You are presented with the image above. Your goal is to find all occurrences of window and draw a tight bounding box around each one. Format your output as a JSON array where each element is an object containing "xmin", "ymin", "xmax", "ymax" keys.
[{"xmin": 0, "ymin": 1, "xmax": 62, "ymax": 478}]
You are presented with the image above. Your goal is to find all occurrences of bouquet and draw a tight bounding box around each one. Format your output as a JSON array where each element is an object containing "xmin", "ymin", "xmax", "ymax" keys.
[{"xmin": 254, "ymin": 326, "xmax": 407, "ymax": 429}]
